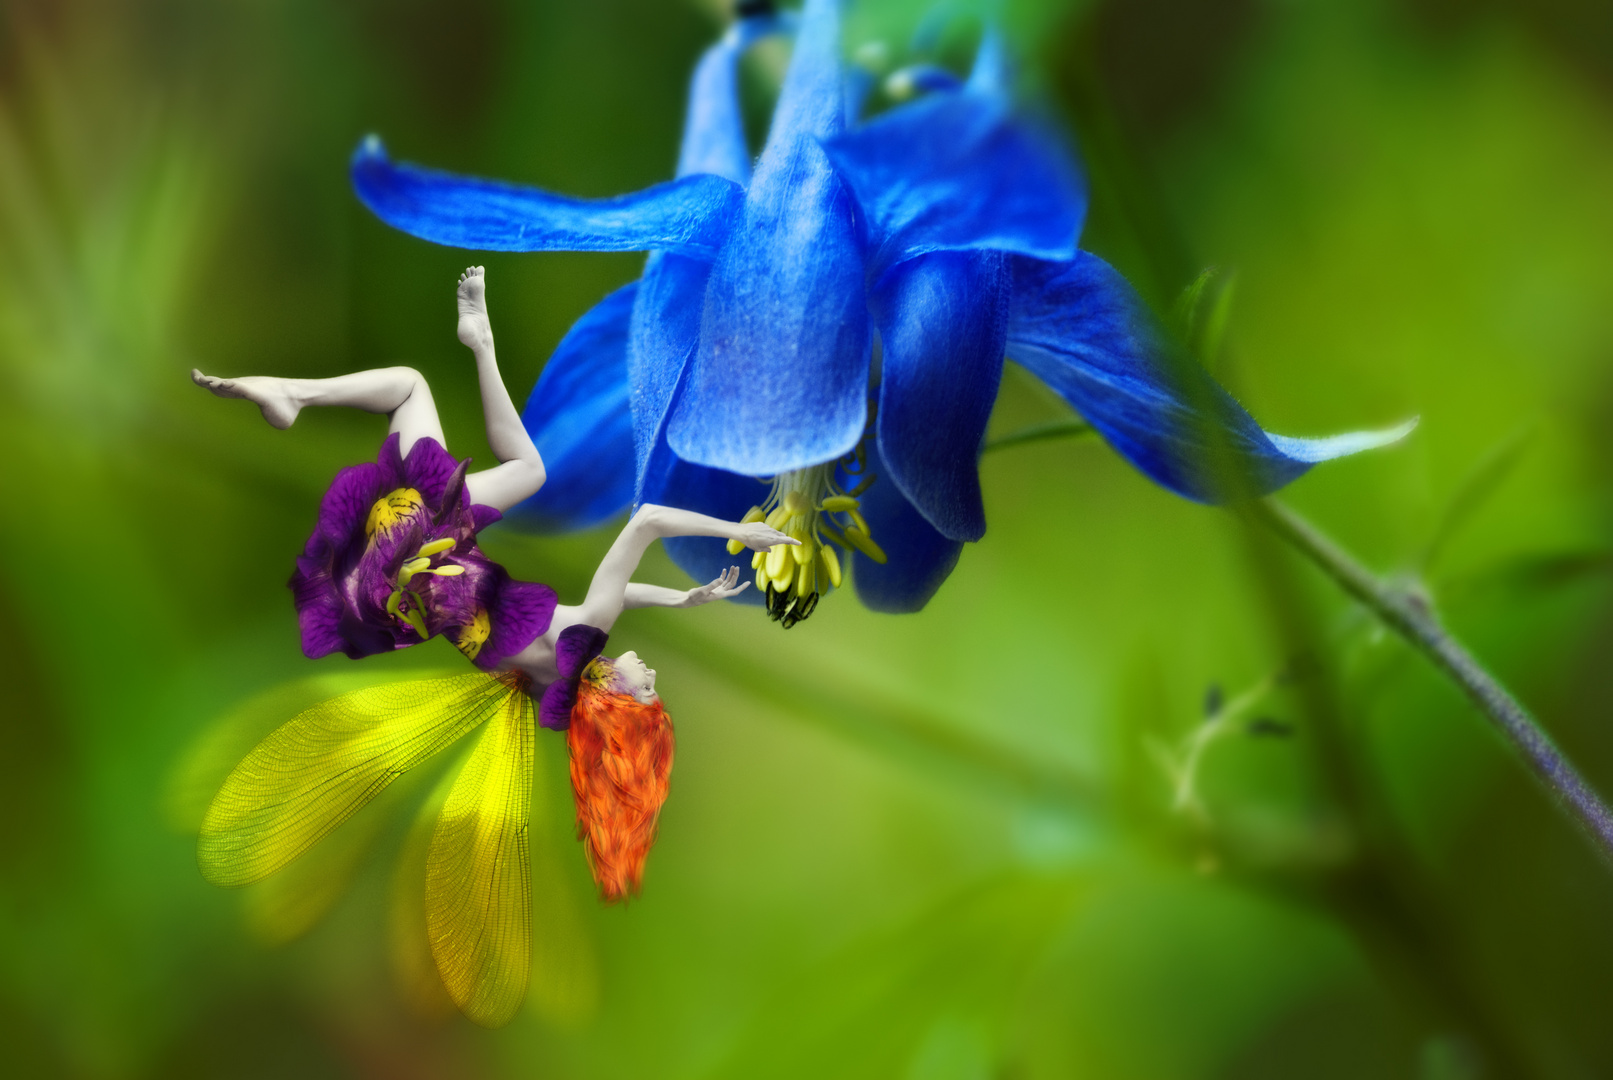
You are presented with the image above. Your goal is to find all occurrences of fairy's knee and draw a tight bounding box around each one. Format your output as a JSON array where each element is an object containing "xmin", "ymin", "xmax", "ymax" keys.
[
  {"xmin": 386, "ymin": 367, "xmax": 446, "ymax": 452},
  {"xmin": 388, "ymin": 366, "xmax": 431, "ymax": 400}
]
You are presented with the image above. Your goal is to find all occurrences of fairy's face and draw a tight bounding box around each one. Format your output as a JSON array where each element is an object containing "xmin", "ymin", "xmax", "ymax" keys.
[{"xmin": 611, "ymin": 650, "xmax": 659, "ymax": 704}]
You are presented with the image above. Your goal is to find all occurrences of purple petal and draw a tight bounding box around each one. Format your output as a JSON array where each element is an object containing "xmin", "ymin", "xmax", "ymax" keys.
[
  {"xmin": 289, "ymin": 561, "xmax": 346, "ymax": 659},
  {"xmin": 378, "ymin": 431, "xmax": 406, "ymax": 482},
  {"xmin": 538, "ymin": 623, "xmax": 609, "ymax": 730},
  {"xmin": 555, "ymin": 623, "xmax": 609, "ymax": 680},
  {"xmin": 311, "ymin": 461, "xmax": 385, "ymax": 551},
  {"xmin": 475, "ymin": 579, "xmax": 560, "ymax": 672},
  {"xmin": 432, "ymin": 457, "xmax": 473, "ymax": 525},
  {"xmin": 538, "ymin": 683, "xmax": 573, "ymax": 732},
  {"xmin": 400, "ymin": 436, "xmax": 464, "ymax": 509}
]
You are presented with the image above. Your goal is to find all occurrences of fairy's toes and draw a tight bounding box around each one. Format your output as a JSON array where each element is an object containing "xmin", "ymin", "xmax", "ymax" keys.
[
  {"xmin": 191, "ymin": 368, "xmax": 301, "ymax": 429},
  {"xmin": 456, "ymin": 265, "xmax": 491, "ymax": 352}
]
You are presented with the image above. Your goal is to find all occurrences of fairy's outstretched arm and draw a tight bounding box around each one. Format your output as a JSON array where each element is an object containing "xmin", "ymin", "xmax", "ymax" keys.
[
  {"xmin": 574, "ymin": 505, "xmax": 795, "ymax": 630},
  {"xmin": 624, "ymin": 567, "xmax": 747, "ymax": 610}
]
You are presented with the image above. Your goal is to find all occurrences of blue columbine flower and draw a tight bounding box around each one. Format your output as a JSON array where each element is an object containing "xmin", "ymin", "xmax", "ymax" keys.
[{"xmin": 351, "ymin": 0, "xmax": 1410, "ymax": 625}]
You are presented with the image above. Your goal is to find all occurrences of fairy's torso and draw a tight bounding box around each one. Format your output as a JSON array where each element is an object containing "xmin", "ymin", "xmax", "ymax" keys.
[{"xmin": 500, "ymin": 603, "xmax": 612, "ymax": 687}]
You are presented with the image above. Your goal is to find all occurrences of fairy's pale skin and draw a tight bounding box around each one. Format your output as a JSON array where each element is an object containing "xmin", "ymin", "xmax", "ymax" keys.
[{"xmin": 193, "ymin": 266, "xmax": 795, "ymax": 697}]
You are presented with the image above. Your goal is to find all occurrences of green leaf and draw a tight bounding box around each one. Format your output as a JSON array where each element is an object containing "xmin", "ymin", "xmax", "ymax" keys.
[{"xmin": 1422, "ymin": 423, "xmax": 1536, "ymax": 575}]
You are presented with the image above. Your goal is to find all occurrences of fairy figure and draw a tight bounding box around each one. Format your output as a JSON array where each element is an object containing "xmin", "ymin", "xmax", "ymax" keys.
[{"xmin": 190, "ymin": 266, "xmax": 795, "ymax": 1026}]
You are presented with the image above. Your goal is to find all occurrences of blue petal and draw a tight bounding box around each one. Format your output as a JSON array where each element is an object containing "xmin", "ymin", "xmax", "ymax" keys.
[
  {"xmin": 351, "ymin": 138, "xmax": 742, "ymax": 258},
  {"xmin": 871, "ymin": 250, "xmax": 1009, "ymax": 542},
  {"xmin": 821, "ymin": 88, "xmax": 1084, "ymax": 281},
  {"xmin": 627, "ymin": 252, "xmax": 713, "ymax": 502},
  {"xmin": 677, "ymin": 41, "xmax": 753, "ymax": 185},
  {"xmin": 851, "ymin": 439, "xmax": 964, "ymax": 613},
  {"xmin": 1007, "ymin": 253, "xmax": 1417, "ymax": 502},
  {"xmin": 677, "ymin": 12, "xmax": 793, "ymax": 183},
  {"xmin": 845, "ymin": 63, "xmax": 877, "ymax": 125},
  {"xmin": 669, "ymin": 0, "xmax": 872, "ymax": 476},
  {"xmin": 511, "ymin": 283, "xmax": 638, "ymax": 529},
  {"xmin": 628, "ymin": 15, "xmax": 796, "ymax": 499},
  {"xmin": 966, "ymin": 28, "xmax": 1011, "ymax": 95},
  {"xmin": 645, "ymin": 458, "xmax": 767, "ymax": 606}
]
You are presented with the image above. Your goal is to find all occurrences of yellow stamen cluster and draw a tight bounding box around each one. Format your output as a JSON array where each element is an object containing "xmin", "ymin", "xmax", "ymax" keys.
[
  {"xmin": 384, "ymin": 536, "xmax": 465, "ymax": 640},
  {"xmin": 727, "ymin": 458, "xmax": 885, "ymax": 629}
]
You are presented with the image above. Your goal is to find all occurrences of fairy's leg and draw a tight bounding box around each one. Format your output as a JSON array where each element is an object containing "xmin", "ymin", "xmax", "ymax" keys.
[
  {"xmin": 193, "ymin": 267, "xmax": 541, "ymax": 497},
  {"xmin": 191, "ymin": 366, "xmax": 446, "ymax": 454},
  {"xmin": 454, "ymin": 266, "xmax": 546, "ymax": 512}
]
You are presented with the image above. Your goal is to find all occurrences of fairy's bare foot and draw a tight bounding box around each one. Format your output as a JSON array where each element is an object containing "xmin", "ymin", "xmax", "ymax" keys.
[
  {"xmin": 191, "ymin": 368, "xmax": 300, "ymax": 429},
  {"xmin": 456, "ymin": 266, "xmax": 492, "ymax": 352}
]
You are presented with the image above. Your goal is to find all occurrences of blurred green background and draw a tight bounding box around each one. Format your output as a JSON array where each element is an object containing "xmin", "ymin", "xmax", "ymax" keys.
[{"xmin": 3, "ymin": 0, "xmax": 1612, "ymax": 1076}]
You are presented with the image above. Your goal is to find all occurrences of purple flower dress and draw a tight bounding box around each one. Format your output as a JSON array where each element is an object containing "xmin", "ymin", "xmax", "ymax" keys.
[{"xmin": 290, "ymin": 433, "xmax": 556, "ymax": 670}]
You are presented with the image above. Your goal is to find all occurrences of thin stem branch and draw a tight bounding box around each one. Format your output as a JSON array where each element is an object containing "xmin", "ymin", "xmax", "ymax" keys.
[
  {"xmin": 982, "ymin": 419, "xmax": 1095, "ymax": 455},
  {"xmin": 1162, "ymin": 673, "xmax": 1278, "ymax": 818},
  {"xmin": 1250, "ymin": 497, "xmax": 1613, "ymax": 859}
]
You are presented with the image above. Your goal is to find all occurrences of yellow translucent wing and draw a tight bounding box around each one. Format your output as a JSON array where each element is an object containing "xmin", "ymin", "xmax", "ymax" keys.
[
  {"xmin": 167, "ymin": 668, "xmax": 460, "ymax": 833},
  {"xmin": 526, "ymin": 725, "xmax": 600, "ymax": 1026},
  {"xmin": 242, "ymin": 755, "xmax": 446, "ymax": 946},
  {"xmin": 241, "ymin": 791, "xmax": 388, "ymax": 944},
  {"xmin": 198, "ymin": 672, "xmax": 518, "ymax": 887},
  {"xmin": 426, "ymin": 687, "xmax": 534, "ymax": 1028},
  {"xmin": 391, "ymin": 755, "xmax": 464, "ymax": 1020}
]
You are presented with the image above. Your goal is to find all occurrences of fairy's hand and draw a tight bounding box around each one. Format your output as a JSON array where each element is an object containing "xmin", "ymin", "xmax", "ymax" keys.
[
  {"xmin": 683, "ymin": 566, "xmax": 750, "ymax": 607},
  {"xmin": 732, "ymin": 521, "xmax": 798, "ymax": 553}
]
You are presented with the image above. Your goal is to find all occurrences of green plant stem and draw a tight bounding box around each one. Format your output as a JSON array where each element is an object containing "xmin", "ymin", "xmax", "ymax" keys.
[{"xmin": 1250, "ymin": 497, "xmax": 1613, "ymax": 859}]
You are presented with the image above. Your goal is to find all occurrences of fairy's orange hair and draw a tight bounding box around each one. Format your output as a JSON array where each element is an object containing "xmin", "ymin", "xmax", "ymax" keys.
[{"xmin": 566, "ymin": 664, "xmax": 674, "ymax": 902}]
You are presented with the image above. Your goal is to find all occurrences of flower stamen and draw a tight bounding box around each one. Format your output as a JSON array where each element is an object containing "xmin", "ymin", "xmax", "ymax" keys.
[
  {"xmin": 726, "ymin": 429, "xmax": 885, "ymax": 628},
  {"xmin": 384, "ymin": 536, "xmax": 467, "ymax": 638}
]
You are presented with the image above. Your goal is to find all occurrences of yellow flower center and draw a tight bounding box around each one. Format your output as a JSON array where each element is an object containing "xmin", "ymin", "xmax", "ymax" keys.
[
  {"xmin": 729, "ymin": 454, "xmax": 885, "ymax": 629},
  {"xmin": 365, "ymin": 487, "xmax": 425, "ymax": 539},
  {"xmin": 454, "ymin": 607, "xmax": 491, "ymax": 660}
]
